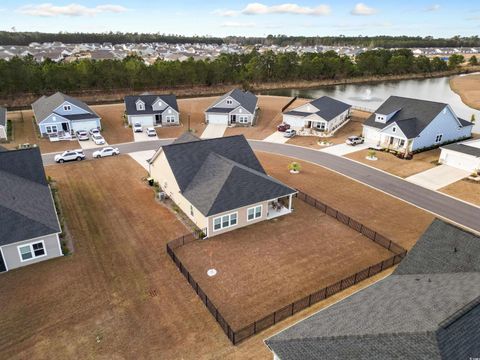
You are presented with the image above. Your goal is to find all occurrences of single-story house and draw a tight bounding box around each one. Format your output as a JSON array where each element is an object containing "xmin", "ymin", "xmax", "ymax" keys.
[
  {"xmin": 282, "ymin": 96, "xmax": 351, "ymax": 133},
  {"xmin": 362, "ymin": 96, "xmax": 473, "ymax": 153},
  {"xmin": 149, "ymin": 133, "xmax": 296, "ymax": 237},
  {"xmin": 0, "ymin": 147, "xmax": 63, "ymax": 273},
  {"xmin": 205, "ymin": 89, "xmax": 258, "ymax": 126},
  {"xmin": 0, "ymin": 107, "xmax": 7, "ymax": 141},
  {"xmin": 265, "ymin": 219, "xmax": 480, "ymax": 360},
  {"xmin": 32, "ymin": 92, "xmax": 101, "ymax": 137},
  {"xmin": 124, "ymin": 94, "xmax": 180, "ymax": 127},
  {"xmin": 439, "ymin": 139, "xmax": 480, "ymax": 173}
]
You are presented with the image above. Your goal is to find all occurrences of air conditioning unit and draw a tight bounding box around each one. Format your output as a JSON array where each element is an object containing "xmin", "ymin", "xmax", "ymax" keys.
[{"xmin": 157, "ymin": 192, "xmax": 166, "ymax": 201}]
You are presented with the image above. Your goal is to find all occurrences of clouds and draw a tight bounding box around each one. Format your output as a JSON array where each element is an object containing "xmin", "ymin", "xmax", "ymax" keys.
[
  {"xmin": 351, "ymin": 3, "xmax": 378, "ymax": 16},
  {"xmin": 425, "ymin": 4, "xmax": 441, "ymax": 12},
  {"xmin": 17, "ymin": 3, "xmax": 128, "ymax": 17},
  {"xmin": 214, "ymin": 2, "xmax": 331, "ymax": 17}
]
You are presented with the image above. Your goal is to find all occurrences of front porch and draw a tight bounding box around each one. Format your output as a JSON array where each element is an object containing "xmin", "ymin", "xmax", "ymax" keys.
[
  {"xmin": 267, "ymin": 194, "xmax": 294, "ymax": 220},
  {"xmin": 380, "ymin": 135, "xmax": 410, "ymax": 151}
]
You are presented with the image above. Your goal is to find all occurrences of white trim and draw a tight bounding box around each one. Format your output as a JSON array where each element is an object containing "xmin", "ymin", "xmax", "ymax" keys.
[
  {"xmin": 0, "ymin": 246, "xmax": 9, "ymax": 272},
  {"xmin": 247, "ymin": 204, "xmax": 262, "ymax": 222},
  {"xmin": 212, "ymin": 211, "xmax": 238, "ymax": 232},
  {"xmin": 17, "ymin": 240, "xmax": 47, "ymax": 262}
]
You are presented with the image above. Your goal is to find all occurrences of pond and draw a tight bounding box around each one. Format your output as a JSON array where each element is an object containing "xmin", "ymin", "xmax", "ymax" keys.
[{"xmin": 261, "ymin": 74, "xmax": 480, "ymax": 133}]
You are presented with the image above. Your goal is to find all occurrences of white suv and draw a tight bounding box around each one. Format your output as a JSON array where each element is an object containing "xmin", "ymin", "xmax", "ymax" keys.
[
  {"xmin": 133, "ymin": 122, "xmax": 143, "ymax": 133},
  {"xmin": 93, "ymin": 147, "xmax": 120, "ymax": 158},
  {"xmin": 54, "ymin": 149, "xmax": 86, "ymax": 163}
]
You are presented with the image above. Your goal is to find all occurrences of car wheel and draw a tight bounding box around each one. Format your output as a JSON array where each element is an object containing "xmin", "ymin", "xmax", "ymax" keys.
[
  {"xmin": 96, "ymin": 155, "xmax": 101, "ymax": 159},
  {"xmin": 76, "ymin": 157, "xmax": 82, "ymax": 161},
  {"xmin": 59, "ymin": 159, "xmax": 64, "ymax": 163}
]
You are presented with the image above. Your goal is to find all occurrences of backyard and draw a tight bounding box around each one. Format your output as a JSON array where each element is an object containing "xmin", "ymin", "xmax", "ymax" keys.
[
  {"xmin": 0, "ymin": 152, "xmax": 434, "ymax": 359},
  {"xmin": 174, "ymin": 198, "xmax": 394, "ymax": 332}
]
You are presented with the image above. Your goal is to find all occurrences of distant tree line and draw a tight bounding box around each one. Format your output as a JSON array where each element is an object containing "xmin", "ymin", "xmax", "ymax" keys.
[
  {"xmin": 0, "ymin": 49, "xmax": 467, "ymax": 96},
  {"xmin": 1, "ymin": 31, "xmax": 480, "ymax": 49},
  {"xmin": 0, "ymin": 31, "xmax": 224, "ymax": 46}
]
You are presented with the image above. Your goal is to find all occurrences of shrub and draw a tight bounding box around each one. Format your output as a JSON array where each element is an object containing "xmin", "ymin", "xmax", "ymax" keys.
[
  {"xmin": 367, "ymin": 150, "xmax": 377, "ymax": 158},
  {"xmin": 288, "ymin": 162, "xmax": 301, "ymax": 172}
]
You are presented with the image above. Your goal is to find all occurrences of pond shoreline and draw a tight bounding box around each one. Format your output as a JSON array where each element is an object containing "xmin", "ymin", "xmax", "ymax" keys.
[
  {"xmin": 449, "ymin": 73, "xmax": 480, "ymax": 111},
  {"xmin": 2, "ymin": 66, "xmax": 480, "ymax": 110}
]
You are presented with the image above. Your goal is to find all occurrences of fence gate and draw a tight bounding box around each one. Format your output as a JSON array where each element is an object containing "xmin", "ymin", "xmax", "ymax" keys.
[{"xmin": 0, "ymin": 251, "xmax": 6, "ymax": 272}]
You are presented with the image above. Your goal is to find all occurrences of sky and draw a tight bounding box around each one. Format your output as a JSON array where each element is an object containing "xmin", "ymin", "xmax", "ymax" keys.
[{"xmin": 0, "ymin": 1, "xmax": 479, "ymax": 37}]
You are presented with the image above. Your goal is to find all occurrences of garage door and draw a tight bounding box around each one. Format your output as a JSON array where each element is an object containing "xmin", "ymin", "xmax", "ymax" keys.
[
  {"xmin": 207, "ymin": 114, "xmax": 228, "ymax": 125},
  {"xmin": 130, "ymin": 115, "xmax": 154, "ymax": 127},
  {"xmin": 71, "ymin": 119, "xmax": 100, "ymax": 132},
  {"xmin": 0, "ymin": 251, "xmax": 6, "ymax": 272},
  {"xmin": 443, "ymin": 152, "xmax": 478, "ymax": 172},
  {"xmin": 283, "ymin": 115, "xmax": 305, "ymax": 129}
]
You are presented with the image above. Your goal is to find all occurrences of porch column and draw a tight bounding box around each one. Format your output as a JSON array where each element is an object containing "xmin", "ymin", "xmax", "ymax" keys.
[{"xmin": 288, "ymin": 194, "xmax": 293, "ymax": 211}]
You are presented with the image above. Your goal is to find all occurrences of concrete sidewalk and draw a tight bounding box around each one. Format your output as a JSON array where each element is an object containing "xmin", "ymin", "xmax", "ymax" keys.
[
  {"xmin": 405, "ymin": 165, "xmax": 470, "ymax": 190},
  {"xmin": 201, "ymin": 124, "xmax": 227, "ymax": 139},
  {"xmin": 127, "ymin": 150, "xmax": 156, "ymax": 172}
]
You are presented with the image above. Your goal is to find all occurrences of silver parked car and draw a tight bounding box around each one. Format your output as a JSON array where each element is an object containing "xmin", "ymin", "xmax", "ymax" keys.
[
  {"xmin": 283, "ymin": 129, "xmax": 297, "ymax": 138},
  {"xmin": 346, "ymin": 136, "xmax": 364, "ymax": 146},
  {"xmin": 54, "ymin": 149, "xmax": 86, "ymax": 163},
  {"xmin": 76, "ymin": 130, "xmax": 89, "ymax": 141},
  {"xmin": 93, "ymin": 147, "xmax": 120, "ymax": 158}
]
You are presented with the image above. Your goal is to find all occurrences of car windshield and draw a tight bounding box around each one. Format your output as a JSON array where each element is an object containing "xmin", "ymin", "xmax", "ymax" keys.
[{"xmin": 93, "ymin": 135, "xmax": 102, "ymax": 139}]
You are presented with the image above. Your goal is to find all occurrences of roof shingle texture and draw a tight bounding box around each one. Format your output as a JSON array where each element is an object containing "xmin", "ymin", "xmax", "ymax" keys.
[
  {"xmin": 32, "ymin": 92, "xmax": 98, "ymax": 122},
  {"xmin": 124, "ymin": 94, "xmax": 179, "ymax": 115},
  {"xmin": 206, "ymin": 88, "xmax": 258, "ymax": 114}
]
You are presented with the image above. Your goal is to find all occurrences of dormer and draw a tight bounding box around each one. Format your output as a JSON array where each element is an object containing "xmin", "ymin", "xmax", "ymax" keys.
[
  {"xmin": 375, "ymin": 109, "xmax": 401, "ymax": 124},
  {"xmin": 152, "ymin": 97, "xmax": 166, "ymax": 111},
  {"xmin": 136, "ymin": 99, "xmax": 145, "ymax": 111}
]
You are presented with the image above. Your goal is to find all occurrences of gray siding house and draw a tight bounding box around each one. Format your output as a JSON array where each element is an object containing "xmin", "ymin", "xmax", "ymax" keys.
[
  {"xmin": 124, "ymin": 94, "xmax": 180, "ymax": 127},
  {"xmin": 0, "ymin": 148, "xmax": 63, "ymax": 273},
  {"xmin": 363, "ymin": 96, "xmax": 473, "ymax": 152},
  {"xmin": 205, "ymin": 89, "xmax": 258, "ymax": 126},
  {"xmin": 266, "ymin": 219, "xmax": 480, "ymax": 360},
  {"xmin": 0, "ymin": 107, "xmax": 7, "ymax": 141},
  {"xmin": 32, "ymin": 92, "xmax": 101, "ymax": 137}
]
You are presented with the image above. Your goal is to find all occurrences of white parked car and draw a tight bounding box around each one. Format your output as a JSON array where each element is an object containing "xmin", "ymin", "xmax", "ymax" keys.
[
  {"xmin": 346, "ymin": 136, "xmax": 364, "ymax": 146},
  {"xmin": 76, "ymin": 130, "xmax": 89, "ymax": 141},
  {"xmin": 91, "ymin": 134, "xmax": 106, "ymax": 145},
  {"xmin": 133, "ymin": 122, "xmax": 143, "ymax": 133},
  {"xmin": 54, "ymin": 149, "xmax": 86, "ymax": 163},
  {"xmin": 93, "ymin": 147, "xmax": 120, "ymax": 158},
  {"xmin": 146, "ymin": 127, "xmax": 157, "ymax": 137},
  {"xmin": 283, "ymin": 129, "xmax": 297, "ymax": 138},
  {"xmin": 89, "ymin": 128, "xmax": 101, "ymax": 136}
]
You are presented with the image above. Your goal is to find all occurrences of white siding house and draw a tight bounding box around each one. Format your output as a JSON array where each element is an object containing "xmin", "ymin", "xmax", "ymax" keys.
[
  {"xmin": 205, "ymin": 89, "xmax": 258, "ymax": 126},
  {"xmin": 124, "ymin": 94, "xmax": 180, "ymax": 127}
]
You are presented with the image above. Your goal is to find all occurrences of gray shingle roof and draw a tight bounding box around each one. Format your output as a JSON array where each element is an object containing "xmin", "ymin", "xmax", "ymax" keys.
[
  {"xmin": 266, "ymin": 219, "xmax": 480, "ymax": 360},
  {"xmin": 309, "ymin": 96, "xmax": 351, "ymax": 121},
  {"xmin": 124, "ymin": 94, "xmax": 179, "ymax": 115},
  {"xmin": 363, "ymin": 96, "xmax": 469, "ymax": 138},
  {"xmin": 0, "ymin": 106, "xmax": 6, "ymax": 127},
  {"xmin": 161, "ymin": 134, "xmax": 295, "ymax": 216},
  {"xmin": 441, "ymin": 143, "xmax": 480, "ymax": 158},
  {"xmin": 32, "ymin": 92, "xmax": 97, "ymax": 123},
  {"xmin": 206, "ymin": 88, "xmax": 258, "ymax": 114},
  {"xmin": 0, "ymin": 148, "xmax": 61, "ymax": 246}
]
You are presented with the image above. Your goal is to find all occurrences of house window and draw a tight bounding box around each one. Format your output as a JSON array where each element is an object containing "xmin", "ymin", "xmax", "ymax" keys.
[
  {"xmin": 399, "ymin": 139, "xmax": 406, "ymax": 147},
  {"xmin": 18, "ymin": 241, "xmax": 46, "ymax": 262},
  {"xmin": 165, "ymin": 115, "xmax": 176, "ymax": 123},
  {"xmin": 136, "ymin": 102, "xmax": 145, "ymax": 111},
  {"xmin": 315, "ymin": 122, "xmax": 326, "ymax": 130},
  {"xmin": 63, "ymin": 105, "xmax": 71, "ymax": 111},
  {"xmin": 226, "ymin": 99, "xmax": 233, "ymax": 105},
  {"xmin": 392, "ymin": 127, "xmax": 396, "ymax": 133},
  {"xmin": 435, "ymin": 134, "xmax": 443, "ymax": 143},
  {"xmin": 45, "ymin": 125, "xmax": 58, "ymax": 134},
  {"xmin": 239, "ymin": 116, "xmax": 249, "ymax": 123},
  {"xmin": 213, "ymin": 212, "xmax": 237, "ymax": 231},
  {"xmin": 247, "ymin": 205, "xmax": 262, "ymax": 221},
  {"xmin": 190, "ymin": 205, "xmax": 194, "ymax": 217}
]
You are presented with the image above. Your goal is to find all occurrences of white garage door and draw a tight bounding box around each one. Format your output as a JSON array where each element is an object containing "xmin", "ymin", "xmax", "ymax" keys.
[
  {"xmin": 443, "ymin": 152, "xmax": 478, "ymax": 172},
  {"xmin": 207, "ymin": 114, "xmax": 228, "ymax": 125},
  {"xmin": 71, "ymin": 120, "xmax": 100, "ymax": 132},
  {"xmin": 130, "ymin": 115, "xmax": 154, "ymax": 127},
  {"xmin": 283, "ymin": 115, "xmax": 305, "ymax": 129}
]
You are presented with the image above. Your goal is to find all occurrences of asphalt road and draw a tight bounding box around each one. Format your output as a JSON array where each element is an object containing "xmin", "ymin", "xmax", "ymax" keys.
[{"xmin": 42, "ymin": 139, "xmax": 480, "ymax": 234}]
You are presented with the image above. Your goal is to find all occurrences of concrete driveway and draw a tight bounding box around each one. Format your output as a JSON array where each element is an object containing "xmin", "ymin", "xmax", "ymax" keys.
[
  {"xmin": 201, "ymin": 124, "xmax": 227, "ymax": 139},
  {"xmin": 133, "ymin": 129, "xmax": 158, "ymax": 142},
  {"xmin": 78, "ymin": 139, "xmax": 108, "ymax": 150},
  {"xmin": 319, "ymin": 143, "xmax": 370, "ymax": 156},
  {"xmin": 263, "ymin": 131, "xmax": 290, "ymax": 144},
  {"xmin": 128, "ymin": 150, "xmax": 156, "ymax": 172},
  {"xmin": 405, "ymin": 165, "xmax": 470, "ymax": 190}
]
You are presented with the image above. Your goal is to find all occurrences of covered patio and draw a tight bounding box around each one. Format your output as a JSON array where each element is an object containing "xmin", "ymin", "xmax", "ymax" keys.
[{"xmin": 267, "ymin": 193, "xmax": 294, "ymax": 220}]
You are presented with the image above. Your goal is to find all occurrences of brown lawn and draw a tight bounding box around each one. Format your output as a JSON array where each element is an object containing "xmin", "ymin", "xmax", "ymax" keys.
[
  {"xmin": 175, "ymin": 199, "xmax": 393, "ymax": 331},
  {"xmin": 440, "ymin": 179, "xmax": 480, "ymax": 206},
  {"xmin": 450, "ymin": 74, "xmax": 480, "ymax": 111},
  {"xmin": 224, "ymin": 95, "xmax": 293, "ymax": 139},
  {"xmin": 0, "ymin": 152, "xmax": 433, "ymax": 359},
  {"xmin": 346, "ymin": 148, "xmax": 441, "ymax": 178},
  {"xmin": 258, "ymin": 152, "xmax": 434, "ymax": 249},
  {"xmin": 92, "ymin": 103, "xmax": 133, "ymax": 144},
  {"xmin": 287, "ymin": 109, "xmax": 371, "ymax": 149}
]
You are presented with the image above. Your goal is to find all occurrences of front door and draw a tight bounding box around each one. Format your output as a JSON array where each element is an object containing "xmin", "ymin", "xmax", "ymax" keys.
[
  {"xmin": 62, "ymin": 122, "xmax": 69, "ymax": 132},
  {"xmin": 155, "ymin": 114, "xmax": 162, "ymax": 125},
  {"xmin": 230, "ymin": 115, "xmax": 236, "ymax": 124},
  {"xmin": 0, "ymin": 250, "xmax": 6, "ymax": 272}
]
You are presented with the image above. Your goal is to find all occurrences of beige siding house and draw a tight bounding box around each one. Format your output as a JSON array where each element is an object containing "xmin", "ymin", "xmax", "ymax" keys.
[{"xmin": 149, "ymin": 133, "xmax": 296, "ymax": 237}]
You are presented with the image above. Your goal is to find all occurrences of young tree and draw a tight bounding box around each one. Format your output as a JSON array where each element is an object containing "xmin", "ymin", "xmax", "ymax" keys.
[
  {"xmin": 448, "ymin": 54, "xmax": 465, "ymax": 69},
  {"xmin": 469, "ymin": 55, "xmax": 479, "ymax": 66},
  {"xmin": 471, "ymin": 114, "xmax": 476, "ymax": 124}
]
